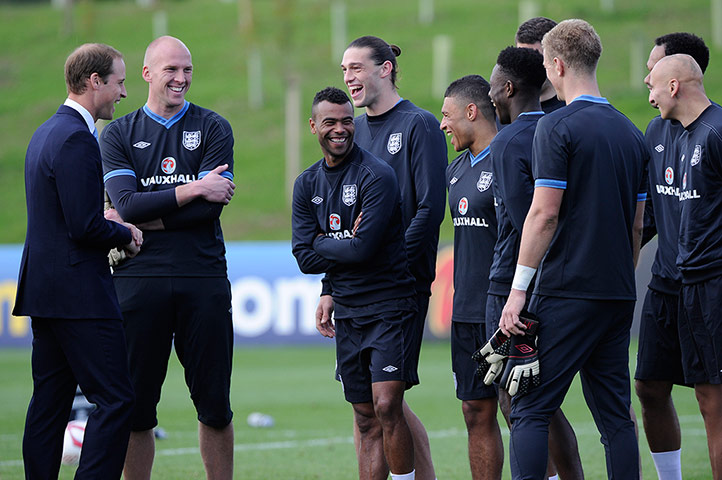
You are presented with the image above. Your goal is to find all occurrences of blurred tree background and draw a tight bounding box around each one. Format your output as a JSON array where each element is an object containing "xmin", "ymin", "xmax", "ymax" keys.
[{"xmin": 1, "ymin": 0, "xmax": 720, "ymax": 243}]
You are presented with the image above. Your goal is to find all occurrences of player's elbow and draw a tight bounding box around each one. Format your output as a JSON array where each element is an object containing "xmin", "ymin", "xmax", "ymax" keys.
[
  {"xmin": 292, "ymin": 249, "xmax": 327, "ymax": 275},
  {"xmin": 527, "ymin": 208, "xmax": 558, "ymax": 234}
]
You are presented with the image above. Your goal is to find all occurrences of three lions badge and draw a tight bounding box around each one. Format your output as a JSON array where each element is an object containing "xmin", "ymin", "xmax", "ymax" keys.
[
  {"xmin": 183, "ymin": 131, "xmax": 201, "ymax": 151},
  {"xmin": 477, "ymin": 171, "xmax": 493, "ymax": 192},
  {"xmin": 342, "ymin": 185, "xmax": 357, "ymax": 206},
  {"xmin": 387, "ymin": 133, "xmax": 402, "ymax": 154}
]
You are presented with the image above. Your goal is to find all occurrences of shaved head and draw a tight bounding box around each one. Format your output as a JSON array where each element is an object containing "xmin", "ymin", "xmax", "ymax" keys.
[
  {"xmin": 646, "ymin": 53, "xmax": 710, "ymax": 125},
  {"xmin": 142, "ymin": 35, "xmax": 193, "ymax": 117},
  {"xmin": 652, "ymin": 54, "xmax": 703, "ymax": 87},
  {"xmin": 144, "ymin": 36, "xmax": 191, "ymax": 68}
]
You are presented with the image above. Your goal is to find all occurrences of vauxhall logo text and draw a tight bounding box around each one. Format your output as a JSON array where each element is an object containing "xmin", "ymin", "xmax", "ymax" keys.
[
  {"xmin": 141, "ymin": 173, "xmax": 197, "ymax": 187},
  {"xmin": 655, "ymin": 184, "xmax": 680, "ymax": 197}
]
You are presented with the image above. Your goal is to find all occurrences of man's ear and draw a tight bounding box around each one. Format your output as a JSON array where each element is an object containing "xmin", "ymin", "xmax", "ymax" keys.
[
  {"xmin": 142, "ymin": 65, "xmax": 152, "ymax": 84},
  {"xmin": 505, "ymin": 79, "xmax": 515, "ymax": 98},
  {"xmin": 89, "ymin": 72, "xmax": 102, "ymax": 91},
  {"xmin": 466, "ymin": 103, "xmax": 478, "ymax": 121},
  {"xmin": 379, "ymin": 60, "xmax": 393, "ymax": 80},
  {"xmin": 554, "ymin": 56, "xmax": 565, "ymax": 77},
  {"xmin": 309, "ymin": 117, "xmax": 317, "ymax": 134}
]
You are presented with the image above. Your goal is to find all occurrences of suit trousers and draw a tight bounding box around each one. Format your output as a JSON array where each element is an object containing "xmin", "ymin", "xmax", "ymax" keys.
[{"xmin": 23, "ymin": 317, "xmax": 134, "ymax": 480}]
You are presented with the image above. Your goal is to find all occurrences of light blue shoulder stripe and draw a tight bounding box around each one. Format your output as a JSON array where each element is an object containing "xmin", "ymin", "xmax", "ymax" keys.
[
  {"xmin": 535, "ymin": 178, "xmax": 567, "ymax": 189},
  {"xmin": 103, "ymin": 169, "xmax": 137, "ymax": 183},
  {"xmin": 198, "ymin": 170, "xmax": 234, "ymax": 181}
]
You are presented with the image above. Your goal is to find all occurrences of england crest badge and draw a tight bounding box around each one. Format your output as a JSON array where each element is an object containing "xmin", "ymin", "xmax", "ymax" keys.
[
  {"xmin": 691, "ymin": 144, "xmax": 702, "ymax": 166},
  {"xmin": 477, "ymin": 171, "xmax": 493, "ymax": 192},
  {"xmin": 182, "ymin": 131, "xmax": 201, "ymax": 151},
  {"xmin": 342, "ymin": 184, "xmax": 357, "ymax": 206},
  {"xmin": 387, "ymin": 133, "xmax": 402, "ymax": 154}
]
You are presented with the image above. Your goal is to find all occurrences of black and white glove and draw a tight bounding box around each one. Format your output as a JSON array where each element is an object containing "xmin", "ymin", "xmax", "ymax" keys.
[
  {"xmin": 500, "ymin": 316, "xmax": 541, "ymax": 397},
  {"xmin": 472, "ymin": 327, "xmax": 511, "ymax": 385}
]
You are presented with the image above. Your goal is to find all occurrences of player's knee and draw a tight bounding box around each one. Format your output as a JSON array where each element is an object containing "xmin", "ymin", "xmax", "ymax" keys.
[
  {"xmin": 461, "ymin": 398, "xmax": 497, "ymax": 429},
  {"xmin": 635, "ymin": 379, "xmax": 672, "ymax": 406},
  {"xmin": 695, "ymin": 385, "xmax": 722, "ymax": 421},
  {"xmin": 353, "ymin": 407, "xmax": 379, "ymax": 436},
  {"xmin": 373, "ymin": 395, "xmax": 404, "ymax": 426}
]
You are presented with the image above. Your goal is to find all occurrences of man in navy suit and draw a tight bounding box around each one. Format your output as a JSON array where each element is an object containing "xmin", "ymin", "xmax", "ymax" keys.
[{"xmin": 14, "ymin": 43, "xmax": 142, "ymax": 479}]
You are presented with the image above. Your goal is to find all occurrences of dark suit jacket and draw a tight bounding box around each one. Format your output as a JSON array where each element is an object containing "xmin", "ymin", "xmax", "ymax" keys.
[{"xmin": 14, "ymin": 105, "xmax": 132, "ymax": 319}]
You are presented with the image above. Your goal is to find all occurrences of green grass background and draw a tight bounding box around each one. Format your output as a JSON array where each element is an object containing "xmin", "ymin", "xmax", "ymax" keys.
[
  {"xmin": 0, "ymin": 342, "xmax": 711, "ymax": 479},
  {"xmin": 1, "ymin": 0, "xmax": 721, "ymax": 243}
]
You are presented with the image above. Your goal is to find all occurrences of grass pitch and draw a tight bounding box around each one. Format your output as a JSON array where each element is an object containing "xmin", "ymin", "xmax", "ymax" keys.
[{"xmin": 0, "ymin": 341, "xmax": 711, "ymax": 479}]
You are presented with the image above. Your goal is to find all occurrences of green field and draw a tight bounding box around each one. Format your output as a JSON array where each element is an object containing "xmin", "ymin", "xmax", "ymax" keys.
[
  {"xmin": 1, "ymin": 0, "xmax": 721, "ymax": 243},
  {"xmin": 0, "ymin": 342, "xmax": 712, "ymax": 479}
]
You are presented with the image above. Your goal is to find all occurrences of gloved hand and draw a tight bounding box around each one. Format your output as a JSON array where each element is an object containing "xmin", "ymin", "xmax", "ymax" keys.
[
  {"xmin": 472, "ymin": 327, "xmax": 510, "ymax": 385},
  {"xmin": 500, "ymin": 315, "xmax": 541, "ymax": 396}
]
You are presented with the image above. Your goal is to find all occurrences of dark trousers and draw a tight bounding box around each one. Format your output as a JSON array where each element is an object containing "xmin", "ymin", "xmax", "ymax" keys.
[
  {"xmin": 23, "ymin": 317, "xmax": 134, "ymax": 480},
  {"xmin": 509, "ymin": 296, "xmax": 639, "ymax": 480}
]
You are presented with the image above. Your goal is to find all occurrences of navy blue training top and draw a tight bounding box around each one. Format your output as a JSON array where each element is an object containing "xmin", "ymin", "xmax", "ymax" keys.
[
  {"xmin": 488, "ymin": 112, "xmax": 544, "ymax": 296},
  {"xmin": 643, "ymin": 115, "xmax": 684, "ymax": 294},
  {"xmin": 292, "ymin": 144, "xmax": 415, "ymax": 316},
  {"xmin": 677, "ymin": 104, "xmax": 722, "ymax": 284},
  {"xmin": 446, "ymin": 147, "xmax": 497, "ymax": 323},
  {"xmin": 101, "ymin": 101, "xmax": 233, "ymax": 277},
  {"xmin": 532, "ymin": 96, "xmax": 649, "ymax": 300},
  {"xmin": 353, "ymin": 99, "xmax": 447, "ymax": 295}
]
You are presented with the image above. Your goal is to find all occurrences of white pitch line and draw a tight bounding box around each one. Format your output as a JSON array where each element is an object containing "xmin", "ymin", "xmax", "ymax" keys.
[{"xmin": 0, "ymin": 422, "xmax": 709, "ymax": 466}]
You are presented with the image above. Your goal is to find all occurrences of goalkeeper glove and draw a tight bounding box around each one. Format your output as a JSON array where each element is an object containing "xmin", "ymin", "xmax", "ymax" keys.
[
  {"xmin": 500, "ymin": 316, "xmax": 540, "ymax": 397},
  {"xmin": 472, "ymin": 327, "xmax": 510, "ymax": 385}
]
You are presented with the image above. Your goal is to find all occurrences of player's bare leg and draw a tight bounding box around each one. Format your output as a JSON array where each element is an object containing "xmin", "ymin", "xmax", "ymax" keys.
[
  {"xmin": 462, "ymin": 398, "xmax": 503, "ymax": 480},
  {"xmin": 354, "ymin": 402, "xmax": 391, "ymax": 480},
  {"xmin": 636, "ymin": 379, "xmax": 681, "ymax": 478},
  {"xmin": 373, "ymin": 381, "xmax": 414, "ymax": 477},
  {"xmin": 695, "ymin": 383, "xmax": 722, "ymax": 479},
  {"xmin": 548, "ymin": 408, "xmax": 584, "ymax": 479},
  {"xmin": 199, "ymin": 421, "xmax": 234, "ymax": 480},
  {"xmin": 123, "ymin": 429, "xmax": 155, "ymax": 480},
  {"xmin": 403, "ymin": 400, "xmax": 436, "ymax": 480}
]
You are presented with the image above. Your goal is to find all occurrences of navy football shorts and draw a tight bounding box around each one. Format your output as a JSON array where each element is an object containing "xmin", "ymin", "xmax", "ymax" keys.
[
  {"xmin": 401, "ymin": 293, "xmax": 429, "ymax": 386},
  {"xmin": 114, "ymin": 276, "xmax": 234, "ymax": 430},
  {"xmin": 451, "ymin": 321, "xmax": 498, "ymax": 401},
  {"xmin": 679, "ymin": 275, "xmax": 722, "ymax": 385},
  {"xmin": 335, "ymin": 309, "xmax": 414, "ymax": 404},
  {"xmin": 485, "ymin": 293, "xmax": 506, "ymax": 341},
  {"xmin": 634, "ymin": 288, "xmax": 688, "ymax": 385}
]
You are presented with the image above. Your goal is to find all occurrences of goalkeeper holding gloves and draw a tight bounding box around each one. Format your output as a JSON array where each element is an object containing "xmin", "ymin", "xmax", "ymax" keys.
[{"xmin": 473, "ymin": 314, "xmax": 540, "ymax": 396}]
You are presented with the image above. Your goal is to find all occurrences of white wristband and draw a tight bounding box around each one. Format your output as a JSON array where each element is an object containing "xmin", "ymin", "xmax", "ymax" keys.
[{"xmin": 511, "ymin": 264, "xmax": 537, "ymax": 292}]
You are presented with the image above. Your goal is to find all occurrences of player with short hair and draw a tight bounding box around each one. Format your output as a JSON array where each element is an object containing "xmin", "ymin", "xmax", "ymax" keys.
[
  {"xmin": 637, "ymin": 32, "xmax": 710, "ymax": 480},
  {"xmin": 487, "ymin": 46, "xmax": 583, "ymax": 480},
  {"xmin": 292, "ymin": 86, "xmax": 417, "ymax": 480},
  {"xmin": 499, "ymin": 20, "xmax": 649, "ymax": 479},
  {"xmin": 100, "ymin": 36, "xmax": 236, "ymax": 480},
  {"xmin": 440, "ymin": 74, "xmax": 500, "ymax": 479},
  {"xmin": 15, "ymin": 42, "xmax": 140, "ymax": 479},
  {"xmin": 515, "ymin": 17, "xmax": 565, "ymax": 114},
  {"xmin": 335, "ymin": 35, "xmax": 447, "ymax": 480},
  {"xmin": 645, "ymin": 53, "xmax": 722, "ymax": 480}
]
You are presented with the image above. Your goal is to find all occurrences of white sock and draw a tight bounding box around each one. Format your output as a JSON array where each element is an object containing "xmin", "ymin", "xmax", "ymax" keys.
[
  {"xmin": 651, "ymin": 449, "xmax": 682, "ymax": 480},
  {"xmin": 548, "ymin": 475, "xmax": 559, "ymax": 480},
  {"xmin": 390, "ymin": 470, "xmax": 415, "ymax": 480}
]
